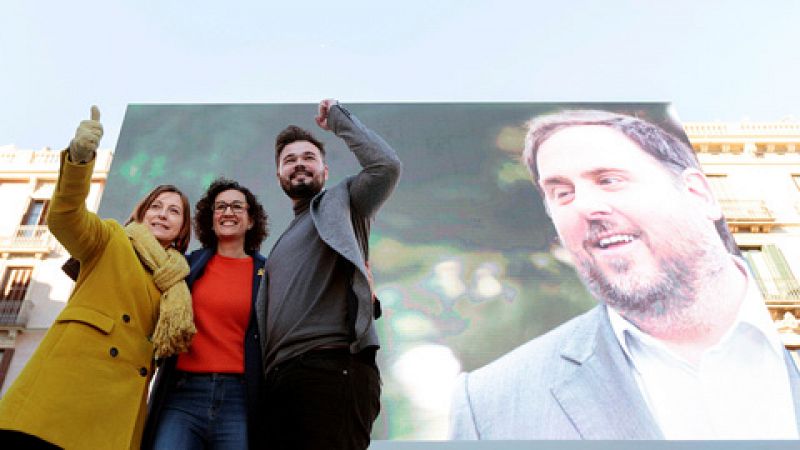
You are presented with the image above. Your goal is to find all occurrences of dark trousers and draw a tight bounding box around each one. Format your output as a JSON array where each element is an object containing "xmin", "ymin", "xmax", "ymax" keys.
[
  {"xmin": 262, "ymin": 348, "xmax": 381, "ymax": 450},
  {"xmin": 0, "ymin": 430, "xmax": 62, "ymax": 449}
]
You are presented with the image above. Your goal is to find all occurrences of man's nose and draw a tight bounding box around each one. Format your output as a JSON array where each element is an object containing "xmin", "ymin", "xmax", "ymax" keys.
[{"xmin": 572, "ymin": 187, "xmax": 612, "ymax": 219}]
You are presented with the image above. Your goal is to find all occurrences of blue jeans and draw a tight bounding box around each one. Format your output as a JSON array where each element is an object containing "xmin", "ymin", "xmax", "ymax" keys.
[{"xmin": 152, "ymin": 372, "xmax": 248, "ymax": 450}]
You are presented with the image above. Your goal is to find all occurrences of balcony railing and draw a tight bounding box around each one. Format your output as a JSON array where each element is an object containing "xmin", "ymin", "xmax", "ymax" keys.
[
  {"xmin": 757, "ymin": 277, "xmax": 800, "ymax": 303},
  {"xmin": 719, "ymin": 199, "xmax": 775, "ymax": 232},
  {"xmin": 0, "ymin": 146, "xmax": 113, "ymax": 172},
  {"xmin": 685, "ymin": 121, "xmax": 800, "ymax": 137},
  {"xmin": 0, "ymin": 225, "xmax": 57, "ymax": 255},
  {"xmin": 0, "ymin": 299, "xmax": 26, "ymax": 326}
]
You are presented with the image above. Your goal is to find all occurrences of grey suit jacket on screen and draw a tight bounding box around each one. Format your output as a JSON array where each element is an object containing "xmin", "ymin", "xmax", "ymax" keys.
[{"xmin": 449, "ymin": 305, "xmax": 800, "ymax": 440}]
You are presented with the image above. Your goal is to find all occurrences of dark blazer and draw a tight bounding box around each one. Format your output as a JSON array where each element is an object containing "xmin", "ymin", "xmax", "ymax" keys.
[{"xmin": 141, "ymin": 248, "xmax": 266, "ymax": 449}]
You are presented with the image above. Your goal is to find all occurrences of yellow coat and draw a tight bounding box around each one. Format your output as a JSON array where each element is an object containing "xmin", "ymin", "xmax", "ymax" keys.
[{"xmin": 0, "ymin": 151, "xmax": 161, "ymax": 449}]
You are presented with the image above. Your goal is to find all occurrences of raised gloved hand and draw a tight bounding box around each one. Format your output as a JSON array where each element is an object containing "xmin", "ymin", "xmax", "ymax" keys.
[{"xmin": 69, "ymin": 105, "xmax": 103, "ymax": 163}]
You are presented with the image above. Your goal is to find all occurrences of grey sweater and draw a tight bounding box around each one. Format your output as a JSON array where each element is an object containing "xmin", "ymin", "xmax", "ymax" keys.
[{"xmin": 255, "ymin": 105, "xmax": 402, "ymax": 373}]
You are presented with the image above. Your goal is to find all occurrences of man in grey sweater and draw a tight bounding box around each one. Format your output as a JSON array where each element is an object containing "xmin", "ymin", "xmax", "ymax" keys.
[{"xmin": 256, "ymin": 99, "xmax": 401, "ymax": 450}]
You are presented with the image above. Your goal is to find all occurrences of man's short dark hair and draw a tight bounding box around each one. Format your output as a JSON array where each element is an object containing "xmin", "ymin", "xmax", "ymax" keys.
[
  {"xmin": 521, "ymin": 109, "xmax": 739, "ymax": 255},
  {"xmin": 523, "ymin": 110, "xmax": 699, "ymax": 183},
  {"xmin": 275, "ymin": 125, "xmax": 325, "ymax": 167},
  {"xmin": 194, "ymin": 177, "xmax": 269, "ymax": 254}
]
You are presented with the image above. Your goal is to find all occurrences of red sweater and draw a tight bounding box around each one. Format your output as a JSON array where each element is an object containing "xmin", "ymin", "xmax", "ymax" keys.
[{"xmin": 177, "ymin": 254, "xmax": 253, "ymax": 373}]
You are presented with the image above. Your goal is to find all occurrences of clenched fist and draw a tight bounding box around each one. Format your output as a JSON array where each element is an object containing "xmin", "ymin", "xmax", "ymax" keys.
[
  {"xmin": 69, "ymin": 105, "xmax": 103, "ymax": 163},
  {"xmin": 315, "ymin": 99, "xmax": 339, "ymax": 131}
]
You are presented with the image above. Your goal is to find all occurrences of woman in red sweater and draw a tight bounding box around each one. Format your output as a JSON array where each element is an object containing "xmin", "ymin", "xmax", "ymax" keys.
[{"xmin": 145, "ymin": 178, "xmax": 268, "ymax": 450}]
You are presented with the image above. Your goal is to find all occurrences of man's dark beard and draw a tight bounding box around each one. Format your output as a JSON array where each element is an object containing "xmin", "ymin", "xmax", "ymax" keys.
[
  {"xmin": 581, "ymin": 255, "xmax": 694, "ymax": 322},
  {"xmin": 577, "ymin": 218, "xmax": 697, "ymax": 321},
  {"xmin": 280, "ymin": 175, "xmax": 323, "ymax": 200}
]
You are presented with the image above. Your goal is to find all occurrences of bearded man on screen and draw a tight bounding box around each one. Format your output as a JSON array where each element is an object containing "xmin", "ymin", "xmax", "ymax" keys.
[{"xmin": 449, "ymin": 110, "xmax": 800, "ymax": 440}]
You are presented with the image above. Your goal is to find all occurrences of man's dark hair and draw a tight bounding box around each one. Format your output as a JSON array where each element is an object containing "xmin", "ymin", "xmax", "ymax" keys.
[
  {"xmin": 274, "ymin": 125, "xmax": 325, "ymax": 167},
  {"xmin": 522, "ymin": 109, "xmax": 739, "ymax": 255},
  {"xmin": 194, "ymin": 177, "xmax": 269, "ymax": 254}
]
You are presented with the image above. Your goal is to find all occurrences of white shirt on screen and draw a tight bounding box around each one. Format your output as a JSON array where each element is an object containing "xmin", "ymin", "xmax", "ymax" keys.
[{"xmin": 608, "ymin": 260, "xmax": 798, "ymax": 439}]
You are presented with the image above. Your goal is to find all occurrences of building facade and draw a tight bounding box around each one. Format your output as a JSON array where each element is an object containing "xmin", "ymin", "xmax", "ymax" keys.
[
  {"xmin": 0, "ymin": 145, "xmax": 112, "ymax": 394},
  {"xmin": 686, "ymin": 120, "xmax": 800, "ymax": 349}
]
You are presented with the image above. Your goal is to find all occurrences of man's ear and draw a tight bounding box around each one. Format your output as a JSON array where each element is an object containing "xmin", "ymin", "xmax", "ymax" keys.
[
  {"xmin": 323, "ymin": 164, "xmax": 329, "ymax": 182},
  {"xmin": 681, "ymin": 168, "xmax": 723, "ymax": 221}
]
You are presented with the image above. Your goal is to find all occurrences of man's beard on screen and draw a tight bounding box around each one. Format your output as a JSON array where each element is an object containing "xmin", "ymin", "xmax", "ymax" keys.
[{"xmin": 573, "ymin": 218, "xmax": 724, "ymax": 327}]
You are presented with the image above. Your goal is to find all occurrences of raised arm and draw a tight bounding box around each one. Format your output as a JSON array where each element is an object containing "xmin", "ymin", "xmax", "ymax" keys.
[
  {"xmin": 47, "ymin": 106, "xmax": 112, "ymax": 263},
  {"xmin": 320, "ymin": 100, "xmax": 402, "ymax": 218}
]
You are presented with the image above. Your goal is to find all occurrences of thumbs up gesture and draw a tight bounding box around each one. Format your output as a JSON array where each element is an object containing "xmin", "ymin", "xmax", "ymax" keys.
[{"xmin": 69, "ymin": 105, "xmax": 103, "ymax": 163}]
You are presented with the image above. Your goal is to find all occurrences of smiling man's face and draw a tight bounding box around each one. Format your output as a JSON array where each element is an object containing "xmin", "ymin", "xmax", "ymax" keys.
[
  {"xmin": 277, "ymin": 140, "xmax": 328, "ymax": 200},
  {"xmin": 536, "ymin": 125, "xmax": 721, "ymax": 319}
]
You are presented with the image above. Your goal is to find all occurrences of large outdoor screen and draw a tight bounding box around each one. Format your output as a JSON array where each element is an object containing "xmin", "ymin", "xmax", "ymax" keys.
[{"xmin": 100, "ymin": 102, "xmax": 693, "ymax": 439}]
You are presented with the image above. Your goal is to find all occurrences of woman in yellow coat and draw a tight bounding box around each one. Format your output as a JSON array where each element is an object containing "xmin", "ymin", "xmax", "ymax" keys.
[{"xmin": 0, "ymin": 106, "xmax": 196, "ymax": 449}]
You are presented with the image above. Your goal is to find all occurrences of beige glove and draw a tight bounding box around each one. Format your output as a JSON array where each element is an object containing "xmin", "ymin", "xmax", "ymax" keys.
[{"xmin": 69, "ymin": 105, "xmax": 103, "ymax": 163}]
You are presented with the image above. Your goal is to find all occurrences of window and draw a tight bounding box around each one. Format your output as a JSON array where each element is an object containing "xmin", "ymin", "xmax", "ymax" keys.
[
  {"xmin": 742, "ymin": 245, "xmax": 800, "ymax": 301},
  {"xmin": 0, "ymin": 348, "xmax": 14, "ymax": 391},
  {"xmin": 0, "ymin": 267, "xmax": 33, "ymax": 324},
  {"xmin": 18, "ymin": 199, "xmax": 49, "ymax": 239},
  {"xmin": 21, "ymin": 199, "xmax": 49, "ymax": 226}
]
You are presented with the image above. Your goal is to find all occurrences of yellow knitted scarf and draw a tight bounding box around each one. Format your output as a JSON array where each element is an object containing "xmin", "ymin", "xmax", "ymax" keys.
[{"xmin": 125, "ymin": 222, "xmax": 195, "ymax": 358}]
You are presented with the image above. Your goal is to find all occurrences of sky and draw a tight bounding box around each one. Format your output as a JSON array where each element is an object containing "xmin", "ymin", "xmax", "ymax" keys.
[{"xmin": 2, "ymin": 0, "xmax": 799, "ymax": 150}]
